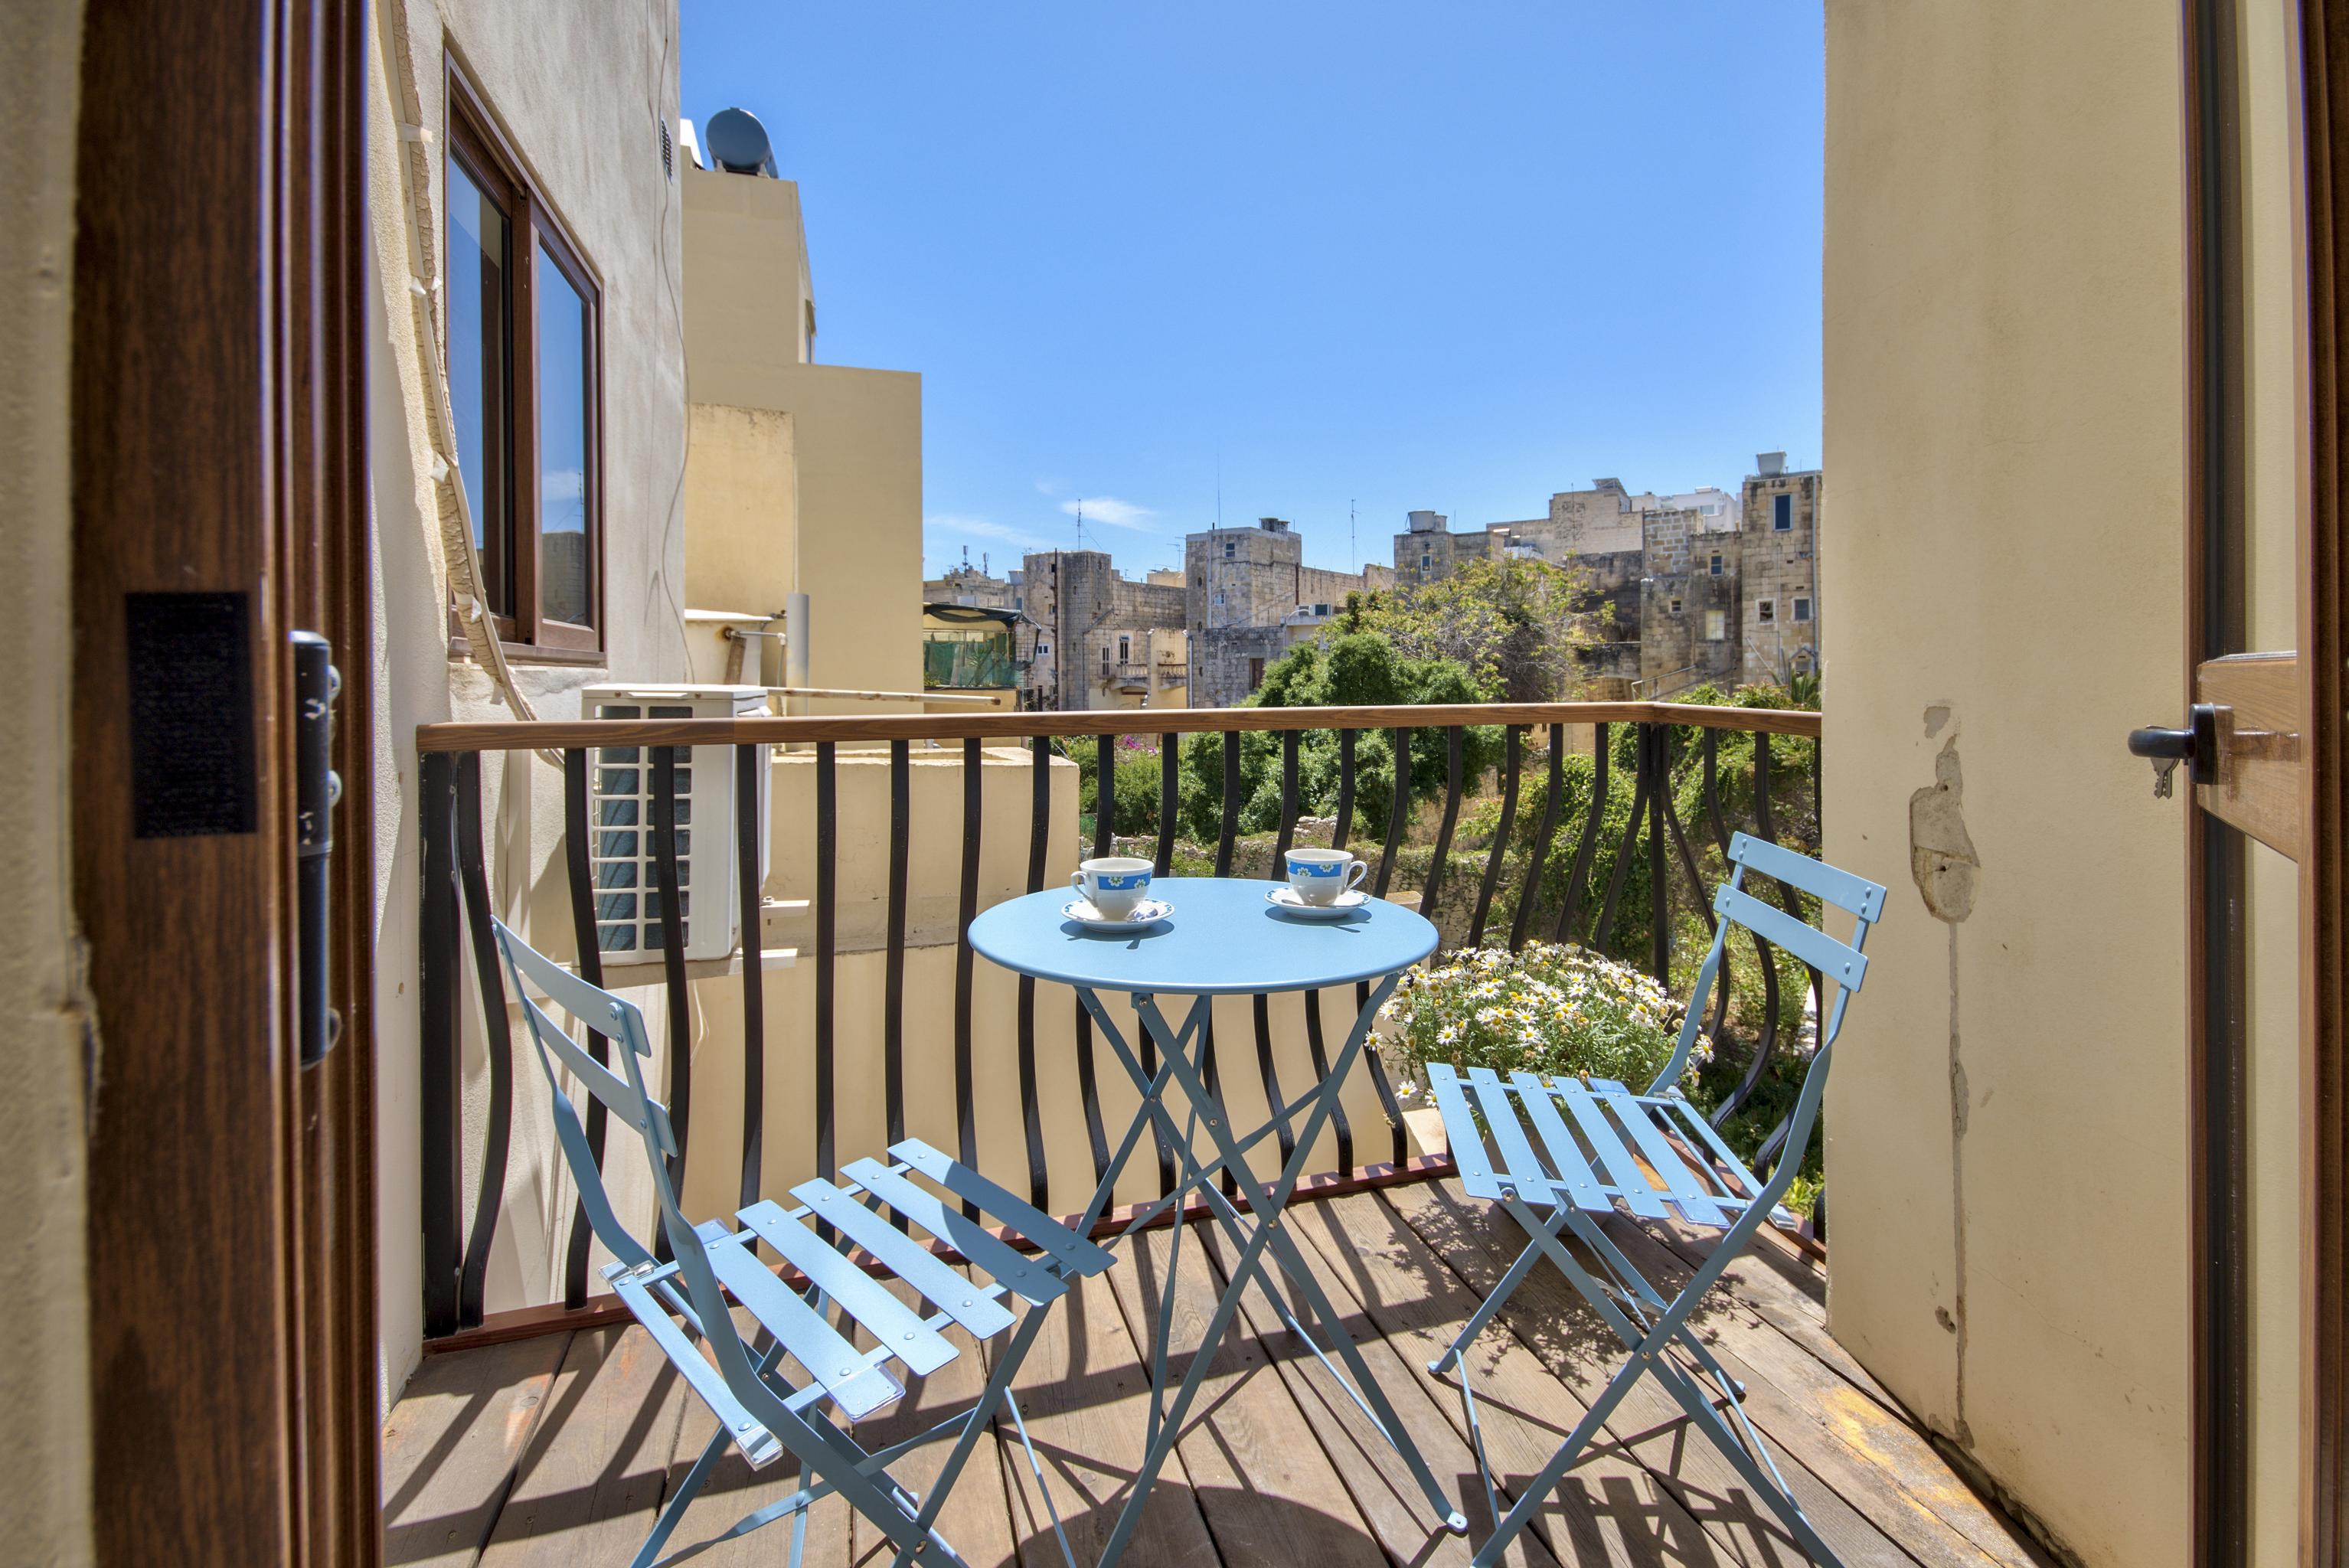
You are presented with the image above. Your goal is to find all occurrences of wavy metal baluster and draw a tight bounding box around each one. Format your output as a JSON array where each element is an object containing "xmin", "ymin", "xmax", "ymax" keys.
[
  {"xmin": 1361, "ymin": 727, "xmax": 1413, "ymax": 1166},
  {"xmin": 453, "ymin": 751, "xmax": 512, "ymax": 1323},
  {"xmin": 1593, "ymin": 729, "xmax": 1654, "ymax": 956},
  {"xmin": 652, "ymin": 743, "xmax": 694, "ymax": 1260},
  {"xmin": 1332, "ymin": 728, "xmax": 1357, "ymax": 853},
  {"xmin": 1214, "ymin": 729, "xmax": 1241, "ymax": 877},
  {"xmin": 1704, "ymin": 728, "xmax": 1783, "ymax": 1128},
  {"xmin": 1468, "ymin": 725, "xmax": 1522, "ymax": 949},
  {"xmin": 737, "ymin": 742, "xmax": 768, "ymax": 1212},
  {"xmin": 884, "ymin": 740, "xmax": 910, "ymax": 1152},
  {"xmin": 1204, "ymin": 730, "xmax": 1241, "ymax": 1193},
  {"xmin": 1147, "ymin": 733, "xmax": 1179, "ymax": 1194},
  {"xmin": 1155, "ymin": 732, "xmax": 1178, "ymax": 876},
  {"xmin": 1374, "ymin": 726, "xmax": 1409, "ymax": 899},
  {"xmin": 1508, "ymin": 723, "xmax": 1565, "ymax": 952},
  {"xmin": 1309, "ymin": 727, "xmax": 1358, "ymax": 1170},
  {"xmin": 419, "ymin": 751, "xmax": 461, "ymax": 1337},
  {"xmin": 1017, "ymin": 735, "xmax": 1051, "ymax": 1206},
  {"xmin": 954, "ymin": 736, "xmax": 982, "ymax": 1217},
  {"xmin": 809, "ymin": 744, "xmax": 834, "ymax": 1195},
  {"xmin": 1073, "ymin": 736, "xmax": 1115, "ymax": 1188},
  {"xmin": 559, "ymin": 747, "xmax": 612, "ymax": 1308},
  {"xmin": 1255, "ymin": 730, "xmax": 1302, "ymax": 1165},
  {"xmin": 1418, "ymin": 726, "xmax": 1467, "ymax": 929},
  {"xmin": 1553, "ymin": 721, "xmax": 1610, "ymax": 943}
]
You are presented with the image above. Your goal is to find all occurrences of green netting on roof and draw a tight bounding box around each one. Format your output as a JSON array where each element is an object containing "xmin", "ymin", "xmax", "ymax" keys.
[{"xmin": 923, "ymin": 632, "xmax": 1017, "ymax": 690}]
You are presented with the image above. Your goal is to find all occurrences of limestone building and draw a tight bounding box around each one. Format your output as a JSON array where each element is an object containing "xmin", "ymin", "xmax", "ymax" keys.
[
  {"xmin": 1391, "ymin": 462, "xmax": 1812, "ymax": 697},
  {"xmin": 1736, "ymin": 454, "xmax": 1821, "ymax": 684},
  {"xmin": 1018, "ymin": 548, "xmax": 1189, "ymax": 710},
  {"xmin": 1186, "ymin": 518, "xmax": 1396, "ymax": 707}
]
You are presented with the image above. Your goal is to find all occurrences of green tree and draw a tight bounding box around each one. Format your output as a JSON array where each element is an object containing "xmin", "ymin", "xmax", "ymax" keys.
[
  {"xmin": 1338, "ymin": 555, "xmax": 1610, "ymax": 701},
  {"xmin": 1173, "ymin": 632, "xmax": 1501, "ymax": 841}
]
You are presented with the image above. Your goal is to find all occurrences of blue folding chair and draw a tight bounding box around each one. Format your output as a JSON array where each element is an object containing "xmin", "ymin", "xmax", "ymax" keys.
[
  {"xmin": 1423, "ymin": 833, "xmax": 1885, "ymax": 1568},
  {"xmin": 491, "ymin": 919, "xmax": 1115, "ymax": 1568}
]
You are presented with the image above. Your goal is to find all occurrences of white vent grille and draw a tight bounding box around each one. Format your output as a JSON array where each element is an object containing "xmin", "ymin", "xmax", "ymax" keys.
[{"xmin": 582, "ymin": 684, "xmax": 770, "ymax": 962}]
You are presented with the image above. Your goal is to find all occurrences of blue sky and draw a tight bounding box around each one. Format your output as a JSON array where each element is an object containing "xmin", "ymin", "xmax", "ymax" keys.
[{"xmin": 681, "ymin": 4, "xmax": 1824, "ymax": 579}]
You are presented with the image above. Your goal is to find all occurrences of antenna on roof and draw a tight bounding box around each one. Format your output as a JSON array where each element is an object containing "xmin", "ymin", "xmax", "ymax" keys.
[
  {"xmin": 1350, "ymin": 498, "xmax": 1356, "ymax": 568},
  {"xmin": 1075, "ymin": 498, "xmax": 1084, "ymax": 550}
]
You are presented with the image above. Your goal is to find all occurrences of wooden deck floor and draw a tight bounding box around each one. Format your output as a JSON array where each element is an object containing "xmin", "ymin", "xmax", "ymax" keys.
[{"xmin": 383, "ymin": 1179, "xmax": 2052, "ymax": 1568}]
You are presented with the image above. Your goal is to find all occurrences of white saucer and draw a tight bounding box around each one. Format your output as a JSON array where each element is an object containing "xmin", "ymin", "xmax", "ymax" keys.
[
  {"xmin": 1266, "ymin": 887, "xmax": 1371, "ymax": 920},
  {"xmin": 1062, "ymin": 897, "xmax": 1173, "ymax": 933}
]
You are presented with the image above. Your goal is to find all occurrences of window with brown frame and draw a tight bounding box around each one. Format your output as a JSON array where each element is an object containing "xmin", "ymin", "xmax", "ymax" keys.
[{"xmin": 445, "ymin": 67, "xmax": 603, "ymax": 658}]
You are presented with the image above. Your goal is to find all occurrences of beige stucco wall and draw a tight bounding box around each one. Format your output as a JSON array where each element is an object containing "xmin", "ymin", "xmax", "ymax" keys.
[
  {"xmin": 1821, "ymin": 3, "xmax": 2190, "ymax": 1562},
  {"xmin": 684, "ymin": 401, "xmax": 799, "ymax": 620},
  {"xmin": 684, "ymin": 165, "xmax": 923, "ymax": 708},
  {"xmin": 0, "ymin": 1, "xmax": 93, "ymax": 1562},
  {"xmin": 681, "ymin": 164, "xmax": 814, "ymax": 375},
  {"xmin": 688, "ymin": 364, "xmax": 925, "ymax": 707},
  {"xmin": 368, "ymin": 0, "xmax": 690, "ymax": 1403}
]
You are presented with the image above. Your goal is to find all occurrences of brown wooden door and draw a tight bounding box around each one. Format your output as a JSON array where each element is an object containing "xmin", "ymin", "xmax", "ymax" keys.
[
  {"xmin": 2174, "ymin": 2, "xmax": 2346, "ymax": 1563},
  {"xmin": 72, "ymin": 1, "xmax": 378, "ymax": 1563}
]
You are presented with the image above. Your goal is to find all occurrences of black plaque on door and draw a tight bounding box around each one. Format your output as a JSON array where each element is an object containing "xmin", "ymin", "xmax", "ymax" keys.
[{"xmin": 126, "ymin": 591, "xmax": 257, "ymax": 838}]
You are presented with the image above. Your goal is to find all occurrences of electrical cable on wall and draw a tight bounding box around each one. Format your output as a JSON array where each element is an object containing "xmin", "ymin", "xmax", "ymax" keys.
[{"xmin": 382, "ymin": 0, "xmax": 560, "ymax": 769}]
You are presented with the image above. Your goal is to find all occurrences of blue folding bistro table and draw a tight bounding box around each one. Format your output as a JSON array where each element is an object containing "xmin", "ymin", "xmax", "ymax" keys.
[{"xmin": 968, "ymin": 875, "xmax": 1467, "ymax": 1565}]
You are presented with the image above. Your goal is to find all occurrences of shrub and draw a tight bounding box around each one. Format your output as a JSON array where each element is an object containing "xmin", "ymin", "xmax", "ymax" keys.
[{"xmin": 1377, "ymin": 942, "xmax": 1710, "ymax": 1097}]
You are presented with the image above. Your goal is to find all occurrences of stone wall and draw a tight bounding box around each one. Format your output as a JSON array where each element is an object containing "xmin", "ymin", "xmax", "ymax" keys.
[{"xmin": 1739, "ymin": 471, "xmax": 1821, "ymax": 684}]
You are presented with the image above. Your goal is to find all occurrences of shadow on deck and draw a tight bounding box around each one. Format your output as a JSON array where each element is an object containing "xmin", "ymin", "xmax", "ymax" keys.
[{"xmin": 383, "ymin": 1179, "xmax": 2052, "ymax": 1568}]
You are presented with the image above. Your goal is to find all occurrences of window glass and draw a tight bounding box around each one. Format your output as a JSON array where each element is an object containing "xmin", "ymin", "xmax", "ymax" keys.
[
  {"xmin": 1773, "ymin": 493, "xmax": 1793, "ymax": 530},
  {"xmin": 446, "ymin": 155, "xmax": 511, "ymax": 612},
  {"xmin": 537, "ymin": 250, "xmax": 594, "ymax": 626},
  {"xmin": 1759, "ymin": 599, "xmax": 1776, "ymax": 622},
  {"xmin": 1794, "ymin": 597, "xmax": 1812, "ymax": 622},
  {"xmin": 1704, "ymin": 609, "xmax": 1726, "ymax": 640}
]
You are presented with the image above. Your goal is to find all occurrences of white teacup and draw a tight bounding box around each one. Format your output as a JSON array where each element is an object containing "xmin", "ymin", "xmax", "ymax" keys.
[
  {"xmin": 1284, "ymin": 848, "xmax": 1367, "ymax": 906},
  {"xmin": 1071, "ymin": 856, "xmax": 1154, "ymax": 920}
]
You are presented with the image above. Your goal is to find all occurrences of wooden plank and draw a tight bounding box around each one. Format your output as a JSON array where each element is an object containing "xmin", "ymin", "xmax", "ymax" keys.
[
  {"xmin": 1639, "ymin": 1212, "xmax": 1910, "ymax": 1419},
  {"xmin": 1286, "ymin": 1191, "xmax": 1730, "ymax": 1566},
  {"xmin": 1395, "ymin": 1179, "xmax": 1916, "ymax": 1566},
  {"xmin": 845, "ymin": 1275, "xmax": 1021, "ymax": 1568},
  {"xmin": 653, "ymin": 1306, "xmax": 854, "ymax": 1568},
  {"xmin": 415, "ymin": 701, "xmax": 1821, "ymax": 753},
  {"xmin": 1598, "ymin": 1217, "xmax": 2050, "ymax": 1568},
  {"xmin": 1102, "ymin": 1225, "xmax": 1390, "ymax": 1568},
  {"xmin": 992, "ymin": 1269, "xmax": 1219, "ymax": 1568},
  {"xmin": 382, "ymin": 1334, "xmax": 572, "ymax": 1566},
  {"xmin": 1198, "ymin": 1216, "xmax": 1564, "ymax": 1567},
  {"xmin": 477, "ymin": 1326, "xmax": 693, "ymax": 1565},
  {"xmin": 2194, "ymin": 652, "xmax": 2304, "ymax": 858}
]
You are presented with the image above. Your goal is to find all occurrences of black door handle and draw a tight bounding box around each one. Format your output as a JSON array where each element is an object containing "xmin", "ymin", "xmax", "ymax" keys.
[{"xmin": 2128, "ymin": 703, "xmax": 2219, "ymax": 797}]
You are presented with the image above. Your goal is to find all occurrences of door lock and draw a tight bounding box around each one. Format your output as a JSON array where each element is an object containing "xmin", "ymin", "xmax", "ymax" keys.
[
  {"xmin": 2127, "ymin": 704, "xmax": 2220, "ymax": 799},
  {"xmin": 292, "ymin": 630, "xmax": 343, "ymax": 1064}
]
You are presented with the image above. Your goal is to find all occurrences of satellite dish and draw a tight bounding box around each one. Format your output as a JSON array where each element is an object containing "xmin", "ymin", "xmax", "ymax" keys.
[{"xmin": 704, "ymin": 107, "xmax": 775, "ymax": 177}]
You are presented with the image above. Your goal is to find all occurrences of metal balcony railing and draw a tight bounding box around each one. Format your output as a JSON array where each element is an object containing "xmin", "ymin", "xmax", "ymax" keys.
[{"xmin": 411, "ymin": 699, "xmax": 1822, "ymax": 1342}]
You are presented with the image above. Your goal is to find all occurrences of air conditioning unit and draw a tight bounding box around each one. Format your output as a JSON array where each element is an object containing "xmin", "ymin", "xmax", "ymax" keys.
[{"xmin": 580, "ymin": 683, "xmax": 770, "ymax": 963}]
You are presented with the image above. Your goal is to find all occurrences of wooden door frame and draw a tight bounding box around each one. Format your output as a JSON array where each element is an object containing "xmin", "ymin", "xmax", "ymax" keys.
[
  {"xmin": 71, "ymin": 1, "xmax": 378, "ymax": 1564},
  {"xmin": 2187, "ymin": 1, "xmax": 2348, "ymax": 1560},
  {"xmin": 2297, "ymin": 7, "xmax": 2347, "ymax": 1559}
]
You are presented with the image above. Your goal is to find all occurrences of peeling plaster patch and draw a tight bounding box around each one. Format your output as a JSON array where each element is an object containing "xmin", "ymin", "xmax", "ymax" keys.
[
  {"xmin": 1910, "ymin": 737, "xmax": 1979, "ymax": 923},
  {"xmin": 1911, "ymin": 716, "xmax": 1977, "ymax": 1447}
]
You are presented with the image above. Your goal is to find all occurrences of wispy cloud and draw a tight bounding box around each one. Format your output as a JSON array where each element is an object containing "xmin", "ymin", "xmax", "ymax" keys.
[
  {"xmin": 1034, "ymin": 478, "xmax": 1065, "ymax": 498},
  {"xmin": 926, "ymin": 513, "xmax": 1047, "ymax": 550},
  {"xmin": 1058, "ymin": 496, "xmax": 1155, "ymax": 530}
]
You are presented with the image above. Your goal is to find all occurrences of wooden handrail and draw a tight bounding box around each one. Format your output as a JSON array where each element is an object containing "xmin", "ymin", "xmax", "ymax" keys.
[{"xmin": 415, "ymin": 698, "xmax": 1821, "ymax": 752}]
